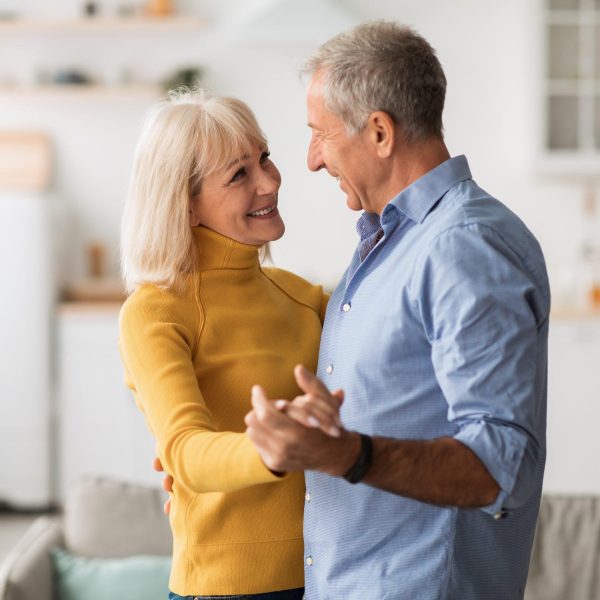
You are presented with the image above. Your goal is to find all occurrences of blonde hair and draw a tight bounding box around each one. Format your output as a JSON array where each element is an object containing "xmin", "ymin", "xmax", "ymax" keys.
[{"xmin": 121, "ymin": 88, "xmax": 267, "ymax": 293}]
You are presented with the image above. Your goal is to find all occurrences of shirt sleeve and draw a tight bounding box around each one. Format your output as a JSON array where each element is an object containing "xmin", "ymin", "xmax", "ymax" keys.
[
  {"xmin": 416, "ymin": 223, "xmax": 548, "ymax": 514},
  {"xmin": 118, "ymin": 290, "xmax": 284, "ymax": 494}
]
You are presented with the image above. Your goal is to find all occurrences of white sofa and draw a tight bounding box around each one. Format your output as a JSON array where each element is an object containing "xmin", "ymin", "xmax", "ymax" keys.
[
  {"xmin": 0, "ymin": 478, "xmax": 171, "ymax": 600},
  {"xmin": 1, "ymin": 479, "xmax": 598, "ymax": 600}
]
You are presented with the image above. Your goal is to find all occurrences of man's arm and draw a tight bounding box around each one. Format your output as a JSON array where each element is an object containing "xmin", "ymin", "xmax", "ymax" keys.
[
  {"xmin": 246, "ymin": 375, "xmax": 500, "ymax": 508},
  {"xmin": 362, "ymin": 435, "xmax": 499, "ymax": 507}
]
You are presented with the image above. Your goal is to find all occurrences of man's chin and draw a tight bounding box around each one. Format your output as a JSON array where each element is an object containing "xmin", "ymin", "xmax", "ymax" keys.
[{"xmin": 346, "ymin": 196, "xmax": 364, "ymax": 212}]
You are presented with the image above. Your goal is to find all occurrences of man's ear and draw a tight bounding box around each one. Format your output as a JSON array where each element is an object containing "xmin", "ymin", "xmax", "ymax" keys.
[{"xmin": 367, "ymin": 111, "xmax": 396, "ymax": 159}]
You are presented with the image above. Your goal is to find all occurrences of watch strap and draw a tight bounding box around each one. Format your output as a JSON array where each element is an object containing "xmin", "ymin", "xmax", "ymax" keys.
[{"xmin": 343, "ymin": 433, "xmax": 373, "ymax": 484}]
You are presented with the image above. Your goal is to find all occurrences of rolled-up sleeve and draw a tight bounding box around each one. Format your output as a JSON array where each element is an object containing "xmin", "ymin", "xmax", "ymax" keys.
[{"xmin": 420, "ymin": 223, "xmax": 548, "ymax": 514}]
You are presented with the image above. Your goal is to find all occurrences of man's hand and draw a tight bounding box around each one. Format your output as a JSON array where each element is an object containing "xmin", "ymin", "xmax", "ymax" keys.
[
  {"xmin": 245, "ymin": 384, "xmax": 360, "ymax": 475},
  {"xmin": 153, "ymin": 457, "xmax": 172, "ymax": 515},
  {"xmin": 274, "ymin": 365, "xmax": 344, "ymax": 437}
]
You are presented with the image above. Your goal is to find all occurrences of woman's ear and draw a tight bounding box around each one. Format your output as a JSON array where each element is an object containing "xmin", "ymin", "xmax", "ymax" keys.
[
  {"xmin": 367, "ymin": 111, "xmax": 395, "ymax": 159},
  {"xmin": 189, "ymin": 195, "xmax": 202, "ymax": 227}
]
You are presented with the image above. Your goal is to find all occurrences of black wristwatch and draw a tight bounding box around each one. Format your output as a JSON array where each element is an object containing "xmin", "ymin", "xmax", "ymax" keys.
[{"xmin": 343, "ymin": 433, "xmax": 373, "ymax": 484}]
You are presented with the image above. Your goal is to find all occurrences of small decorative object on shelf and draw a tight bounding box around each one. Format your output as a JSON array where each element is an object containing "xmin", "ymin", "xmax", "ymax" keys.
[
  {"xmin": 0, "ymin": 11, "xmax": 17, "ymax": 22},
  {"xmin": 580, "ymin": 185, "xmax": 600, "ymax": 308},
  {"xmin": 118, "ymin": 3, "xmax": 137, "ymax": 17},
  {"xmin": 87, "ymin": 241, "xmax": 107, "ymax": 279},
  {"xmin": 82, "ymin": 1, "xmax": 99, "ymax": 17},
  {"xmin": 62, "ymin": 241, "xmax": 126, "ymax": 304},
  {"xmin": 145, "ymin": 0, "xmax": 174, "ymax": 17},
  {"xmin": 162, "ymin": 66, "xmax": 203, "ymax": 92},
  {"xmin": 53, "ymin": 69, "xmax": 94, "ymax": 86}
]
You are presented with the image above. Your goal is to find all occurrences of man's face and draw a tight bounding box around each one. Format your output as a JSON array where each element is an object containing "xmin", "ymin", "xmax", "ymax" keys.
[{"xmin": 306, "ymin": 72, "xmax": 374, "ymax": 213}]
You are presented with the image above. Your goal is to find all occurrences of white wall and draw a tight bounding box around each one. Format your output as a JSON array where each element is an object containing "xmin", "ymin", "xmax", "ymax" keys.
[
  {"xmin": 0, "ymin": 0, "xmax": 592, "ymax": 290},
  {"xmin": 1, "ymin": 0, "xmax": 599, "ymax": 497}
]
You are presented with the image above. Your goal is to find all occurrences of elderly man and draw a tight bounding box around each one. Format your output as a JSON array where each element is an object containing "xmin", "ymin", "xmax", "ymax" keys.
[{"xmin": 245, "ymin": 20, "xmax": 550, "ymax": 600}]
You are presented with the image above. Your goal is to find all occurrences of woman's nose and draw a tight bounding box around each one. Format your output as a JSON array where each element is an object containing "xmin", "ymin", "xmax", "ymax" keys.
[{"xmin": 257, "ymin": 167, "xmax": 280, "ymax": 195}]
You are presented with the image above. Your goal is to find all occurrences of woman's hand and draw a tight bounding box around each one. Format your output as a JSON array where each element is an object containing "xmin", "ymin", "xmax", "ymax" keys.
[
  {"xmin": 274, "ymin": 365, "xmax": 344, "ymax": 437},
  {"xmin": 153, "ymin": 457, "xmax": 173, "ymax": 515}
]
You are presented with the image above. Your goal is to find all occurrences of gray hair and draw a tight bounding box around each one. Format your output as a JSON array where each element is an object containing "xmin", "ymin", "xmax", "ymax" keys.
[{"xmin": 303, "ymin": 21, "xmax": 447, "ymax": 140}]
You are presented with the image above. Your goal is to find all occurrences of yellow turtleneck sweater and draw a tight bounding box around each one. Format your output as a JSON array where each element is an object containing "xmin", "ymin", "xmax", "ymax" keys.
[{"xmin": 118, "ymin": 226, "xmax": 326, "ymax": 596}]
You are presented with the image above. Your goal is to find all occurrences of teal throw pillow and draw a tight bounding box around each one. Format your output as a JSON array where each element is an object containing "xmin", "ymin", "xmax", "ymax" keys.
[{"xmin": 51, "ymin": 547, "xmax": 171, "ymax": 600}]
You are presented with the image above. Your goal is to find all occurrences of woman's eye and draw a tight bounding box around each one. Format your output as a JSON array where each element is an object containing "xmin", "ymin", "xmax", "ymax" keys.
[
  {"xmin": 230, "ymin": 167, "xmax": 246, "ymax": 183},
  {"xmin": 260, "ymin": 151, "xmax": 271, "ymax": 164}
]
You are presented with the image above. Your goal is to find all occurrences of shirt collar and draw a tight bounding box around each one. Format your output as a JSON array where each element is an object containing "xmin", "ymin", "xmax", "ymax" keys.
[
  {"xmin": 356, "ymin": 211, "xmax": 382, "ymax": 241},
  {"xmin": 192, "ymin": 226, "xmax": 260, "ymax": 270},
  {"xmin": 384, "ymin": 155, "xmax": 472, "ymax": 225}
]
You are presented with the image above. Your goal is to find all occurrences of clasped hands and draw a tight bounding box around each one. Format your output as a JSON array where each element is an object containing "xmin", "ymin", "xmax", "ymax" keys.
[
  {"xmin": 244, "ymin": 364, "xmax": 346, "ymax": 474},
  {"xmin": 156, "ymin": 365, "xmax": 357, "ymax": 514}
]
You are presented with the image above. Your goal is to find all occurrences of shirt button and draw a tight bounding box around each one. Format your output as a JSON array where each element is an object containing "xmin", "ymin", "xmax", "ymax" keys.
[
  {"xmin": 305, "ymin": 492, "xmax": 311, "ymax": 503},
  {"xmin": 342, "ymin": 303, "xmax": 351, "ymax": 312},
  {"xmin": 306, "ymin": 556, "xmax": 314, "ymax": 566},
  {"xmin": 325, "ymin": 365, "xmax": 333, "ymax": 374}
]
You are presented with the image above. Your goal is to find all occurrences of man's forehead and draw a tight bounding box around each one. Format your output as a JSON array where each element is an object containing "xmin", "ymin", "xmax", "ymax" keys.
[
  {"xmin": 306, "ymin": 74, "xmax": 327, "ymax": 128},
  {"xmin": 306, "ymin": 70, "xmax": 326, "ymax": 100}
]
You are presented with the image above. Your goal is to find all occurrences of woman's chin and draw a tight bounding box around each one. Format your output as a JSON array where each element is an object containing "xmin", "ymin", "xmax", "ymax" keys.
[
  {"xmin": 271, "ymin": 220, "xmax": 285, "ymax": 242},
  {"xmin": 257, "ymin": 215, "xmax": 285, "ymax": 243}
]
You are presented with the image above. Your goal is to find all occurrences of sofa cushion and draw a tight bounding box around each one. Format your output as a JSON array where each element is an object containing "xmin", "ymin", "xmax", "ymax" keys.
[
  {"xmin": 51, "ymin": 548, "xmax": 171, "ymax": 600},
  {"xmin": 525, "ymin": 494, "xmax": 600, "ymax": 600},
  {"xmin": 0, "ymin": 516, "xmax": 62, "ymax": 600},
  {"xmin": 63, "ymin": 477, "xmax": 171, "ymax": 558}
]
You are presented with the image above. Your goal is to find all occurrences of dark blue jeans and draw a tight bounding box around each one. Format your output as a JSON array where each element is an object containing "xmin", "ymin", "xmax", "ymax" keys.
[{"xmin": 168, "ymin": 589, "xmax": 304, "ymax": 600}]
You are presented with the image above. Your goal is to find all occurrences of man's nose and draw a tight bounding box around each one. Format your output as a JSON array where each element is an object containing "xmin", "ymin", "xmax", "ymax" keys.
[{"xmin": 307, "ymin": 137, "xmax": 324, "ymax": 172}]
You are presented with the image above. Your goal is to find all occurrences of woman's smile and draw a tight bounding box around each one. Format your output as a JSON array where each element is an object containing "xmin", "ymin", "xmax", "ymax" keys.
[{"xmin": 247, "ymin": 203, "xmax": 279, "ymax": 218}]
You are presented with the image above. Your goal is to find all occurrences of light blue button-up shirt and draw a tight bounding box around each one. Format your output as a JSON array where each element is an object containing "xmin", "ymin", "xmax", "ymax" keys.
[{"xmin": 304, "ymin": 156, "xmax": 550, "ymax": 600}]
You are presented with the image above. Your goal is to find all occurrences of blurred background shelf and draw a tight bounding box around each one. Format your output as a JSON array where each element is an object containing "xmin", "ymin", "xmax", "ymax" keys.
[
  {"xmin": 0, "ymin": 15, "xmax": 206, "ymax": 33},
  {"xmin": 551, "ymin": 305, "xmax": 600, "ymax": 319},
  {"xmin": 0, "ymin": 84, "xmax": 164, "ymax": 99}
]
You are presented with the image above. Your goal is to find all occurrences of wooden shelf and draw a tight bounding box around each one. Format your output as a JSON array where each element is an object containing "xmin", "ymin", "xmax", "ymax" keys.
[
  {"xmin": 0, "ymin": 15, "xmax": 205, "ymax": 33},
  {"xmin": 58, "ymin": 301, "xmax": 124, "ymax": 315},
  {"xmin": 551, "ymin": 306, "xmax": 600, "ymax": 320},
  {"xmin": 535, "ymin": 152, "xmax": 600, "ymax": 178},
  {"xmin": 0, "ymin": 84, "xmax": 164, "ymax": 100}
]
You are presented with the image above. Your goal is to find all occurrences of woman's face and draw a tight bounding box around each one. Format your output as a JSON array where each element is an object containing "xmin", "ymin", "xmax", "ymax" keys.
[{"xmin": 190, "ymin": 143, "xmax": 285, "ymax": 246}]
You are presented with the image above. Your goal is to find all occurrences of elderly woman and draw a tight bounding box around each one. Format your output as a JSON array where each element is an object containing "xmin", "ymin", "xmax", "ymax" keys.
[{"xmin": 119, "ymin": 90, "xmax": 334, "ymax": 600}]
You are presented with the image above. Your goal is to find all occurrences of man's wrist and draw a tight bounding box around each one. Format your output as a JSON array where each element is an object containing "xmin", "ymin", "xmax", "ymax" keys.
[
  {"xmin": 322, "ymin": 430, "xmax": 362, "ymax": 477},
  {"xmin": 343, "ymin": 433, "xmax": 373, "ymax": 484}
]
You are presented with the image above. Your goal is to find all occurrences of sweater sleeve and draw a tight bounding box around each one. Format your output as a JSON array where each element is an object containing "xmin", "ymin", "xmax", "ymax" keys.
[{"xmin": 118, "ymin": 286, "xmax": 284, "ymax": 494}]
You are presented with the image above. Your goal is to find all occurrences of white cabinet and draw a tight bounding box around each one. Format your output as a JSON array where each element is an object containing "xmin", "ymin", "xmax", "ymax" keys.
[
  {"xmin": 0, "ymin": 193, "xmax": 54, "ymax": 507},
  {"xmin": 56, "ymin": 305, "xmax": 159, "ymax": 500},
  {"xmin": 544, "ymin": 315, "xmax": 600, "ymax": 493},
  {"xmin": 540, "ymin": 0, "xmax": 600, "ymax": 173}
]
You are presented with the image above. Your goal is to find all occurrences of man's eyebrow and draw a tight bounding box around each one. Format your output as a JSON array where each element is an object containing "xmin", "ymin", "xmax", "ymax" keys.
[{"xmin": 226, "ymin": 154, "xmax": 250, "ymax": 170}]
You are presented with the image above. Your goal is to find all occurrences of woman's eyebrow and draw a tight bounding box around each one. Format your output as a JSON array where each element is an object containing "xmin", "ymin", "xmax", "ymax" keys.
[{"xmin": 226, "ymin": 154, "xmax": 250, "ymax": 170}]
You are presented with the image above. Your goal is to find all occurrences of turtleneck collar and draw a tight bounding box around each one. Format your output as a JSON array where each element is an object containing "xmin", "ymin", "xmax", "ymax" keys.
[{"xmin": 192, "ymin": 226, "xmax": 260, "ymax": 271}]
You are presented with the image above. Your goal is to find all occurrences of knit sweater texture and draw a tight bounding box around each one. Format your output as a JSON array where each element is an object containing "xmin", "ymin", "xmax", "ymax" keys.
[{"xmin": 119, "ymin": 226, "xmax": 326, "ymax": 595}]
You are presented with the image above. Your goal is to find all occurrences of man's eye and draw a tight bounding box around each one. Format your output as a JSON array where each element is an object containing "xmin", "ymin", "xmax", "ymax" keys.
[
  {"xmin": 230, "ymin": 167, "xmax": 246, "ymax": 183},
  {"xmin": 260, "ymin": 151, "xmax": 271, "ymax": 163}
]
